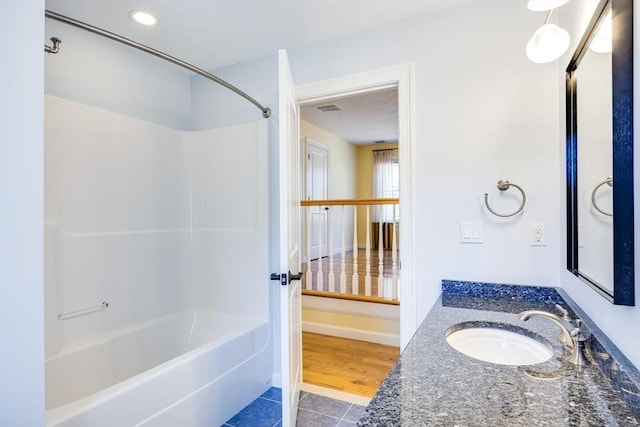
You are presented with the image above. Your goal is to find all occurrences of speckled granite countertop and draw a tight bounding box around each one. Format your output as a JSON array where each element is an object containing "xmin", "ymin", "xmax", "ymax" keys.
[{"xmin": 358, "ymin": 281, "xmax": 640, "ymax": 426}]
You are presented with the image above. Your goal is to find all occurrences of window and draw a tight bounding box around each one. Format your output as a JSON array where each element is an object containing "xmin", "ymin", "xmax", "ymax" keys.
[{"xmin": 373, "ymin": 148, "xmax": 399, "ymax": 222}]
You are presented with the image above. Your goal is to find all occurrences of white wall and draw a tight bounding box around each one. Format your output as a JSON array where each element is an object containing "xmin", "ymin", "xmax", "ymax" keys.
[
  {"xmin": 0, "ymin": 1, "xmax": 45, "ymax": 425},
  {"xmin": 288, "ymin": 2, "xmax": 562, "ymax": 326},
  {"xmin": 189, "ymin": 54, "xmax": 278, "ymax": 130},
  {"xmin": 559, "ymin": 1, "xmax": 640, "ymax": 370},
  {"xmin": 194, "ymin": 2, "xmax": 565, "ymax": 380},
  {"xmin": 44, "ymin": 18, "xmax": 191, "ymax": 130}
]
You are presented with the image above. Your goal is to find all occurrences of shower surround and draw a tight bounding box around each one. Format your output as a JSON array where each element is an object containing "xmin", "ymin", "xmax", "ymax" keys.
[{"xmin": 44, "ymin": 96, "xmax": 271, "ymax": 426}]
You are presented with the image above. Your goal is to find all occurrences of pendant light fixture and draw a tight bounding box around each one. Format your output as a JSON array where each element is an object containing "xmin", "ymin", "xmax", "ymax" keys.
[
  {"xmin": 589, "ymin": 9, "xmax": 612, "ymax": 53},
  {"xmin": 526, "ymin": 1, "xmax": 571, "ymax": 64},
  {"xmin": 527, "ymin": 0, "xmax": 570, "ymax": 12}
]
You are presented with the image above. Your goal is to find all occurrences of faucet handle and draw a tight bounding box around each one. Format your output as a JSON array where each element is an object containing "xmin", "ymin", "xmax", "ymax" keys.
[
  {"xmin": 568, "ymin": 326, "xmax": 589, "ymax": 366},
  {"xmin": 555, "ymin": 304, "xmax": 572, "ymax": 322}
]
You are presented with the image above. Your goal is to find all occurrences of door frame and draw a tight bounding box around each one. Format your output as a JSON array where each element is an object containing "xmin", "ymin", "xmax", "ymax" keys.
[{"xmin": 296, "ymin": 63, "xmax": 417, "ymax": 349}]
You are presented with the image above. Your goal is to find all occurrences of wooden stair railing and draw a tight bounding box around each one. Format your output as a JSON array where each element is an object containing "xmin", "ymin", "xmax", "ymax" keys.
[{"xmin": 301, "ymin": 198, "xmax": 399, "ymax": 304}]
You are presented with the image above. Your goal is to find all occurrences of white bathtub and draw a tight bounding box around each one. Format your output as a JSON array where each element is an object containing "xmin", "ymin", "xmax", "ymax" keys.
[{"xmin": 45, "ymin": 310, "xmax": 271, "ymax": 427}]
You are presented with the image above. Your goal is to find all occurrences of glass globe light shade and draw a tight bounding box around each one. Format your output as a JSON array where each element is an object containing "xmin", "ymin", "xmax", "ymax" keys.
[
  {"xmin": 526, "ymin": 23, "xmax": 571, "ymax": 63},
  {"xmin": 527, "ymin": 0, "xmax": 570, "ymax": 11}
]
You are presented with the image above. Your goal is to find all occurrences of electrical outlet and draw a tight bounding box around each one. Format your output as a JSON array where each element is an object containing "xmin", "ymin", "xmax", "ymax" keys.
[{"xmin": 530, "ymin": 223, "xmax": 546, "ymax": 246}]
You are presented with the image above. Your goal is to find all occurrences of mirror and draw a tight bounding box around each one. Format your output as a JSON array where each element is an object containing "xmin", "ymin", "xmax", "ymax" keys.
[{"xmin": 566, "ymin": 0, "xmax": 634, "ymax": 305}]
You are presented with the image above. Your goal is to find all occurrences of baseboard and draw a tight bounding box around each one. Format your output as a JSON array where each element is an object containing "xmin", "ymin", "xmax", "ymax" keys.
[
  {"xmin": 272, "ymin": 373, "xmax": 281, "ymax": 389},
  {"xmin": 300, "ymin": 383, "xmax": 371, "ymax": 406},
  {"xmin": 302, "ymin": 295, "xmax": 399, "ymax": 319},
  {"xmin": 302, "ymin": 321, "xmax": 400, "ymax": 346}
]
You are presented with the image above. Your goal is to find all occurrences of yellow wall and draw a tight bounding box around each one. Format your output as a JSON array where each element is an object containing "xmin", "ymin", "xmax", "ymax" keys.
[
  {"xmin": 355, "ymin": 143, "xmax": 398, "ymax": 245},
  {"xmin": 300, "ymin": 120, "xmax": 357, "ymax": 199},
  {"xmin": 299, "ymin": 120, "xmax": 399, "ymax": 248}
]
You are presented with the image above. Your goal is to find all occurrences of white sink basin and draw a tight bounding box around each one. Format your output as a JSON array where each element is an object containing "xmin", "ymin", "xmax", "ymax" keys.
[{"xmin": 446, "ymin": 323, "xmax": 553, "ymax": 366}]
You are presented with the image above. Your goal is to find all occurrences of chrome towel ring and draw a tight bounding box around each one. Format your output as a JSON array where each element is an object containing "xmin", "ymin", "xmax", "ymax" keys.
[
  {"xmin": 484, "ymin": 179, "xmax": 526, "ymax": 217},
  {"xmin": 591, "ymin": 176, "xmax": 613, "ymax": 217}
]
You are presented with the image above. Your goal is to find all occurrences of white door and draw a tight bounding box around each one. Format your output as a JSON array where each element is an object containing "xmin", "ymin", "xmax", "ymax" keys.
[
  {"xmin": 278, "ymin": 49, "xmax": 302, "ymax": 427},
  {"xmin": 306, "ymin": 140, "xmax": 329, "ymax": 260}
]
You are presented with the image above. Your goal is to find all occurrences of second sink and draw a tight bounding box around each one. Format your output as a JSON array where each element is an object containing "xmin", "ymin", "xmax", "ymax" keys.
[{"xmin": 445, "ymin": 321, "xmax": 554, "ymax": 366}]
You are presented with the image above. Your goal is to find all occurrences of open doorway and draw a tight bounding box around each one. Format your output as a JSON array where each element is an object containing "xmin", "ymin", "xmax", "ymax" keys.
[{"xmin": 296, "ymin": 71, "xmax": 412, "ymax": 401}]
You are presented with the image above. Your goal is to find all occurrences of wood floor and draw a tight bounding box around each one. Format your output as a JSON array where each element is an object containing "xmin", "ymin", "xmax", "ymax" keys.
[
  {"xmin": 302, "ymin": 249, "xmax": 399, "ymax": 304},
  {"xmin": 302, "ymin": 332, "xmax": 400, "ymax": 398}
]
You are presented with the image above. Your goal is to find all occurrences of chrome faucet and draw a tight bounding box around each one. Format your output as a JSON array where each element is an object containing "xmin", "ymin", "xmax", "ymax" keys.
[{"xmin": 517, "ymin": 307, "xmax": 589, "ymax": 366}]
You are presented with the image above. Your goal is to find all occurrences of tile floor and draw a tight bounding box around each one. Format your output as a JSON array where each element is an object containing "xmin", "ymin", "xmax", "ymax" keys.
[{"xmin": 223, "ymin": 387, "xmax": 366, "ymax": 427}]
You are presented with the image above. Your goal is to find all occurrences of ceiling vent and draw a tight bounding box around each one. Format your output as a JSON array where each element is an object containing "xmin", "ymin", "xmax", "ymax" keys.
[{"xmin": 315, "ymin": 104, "xmax": 342, "ymax": 112}]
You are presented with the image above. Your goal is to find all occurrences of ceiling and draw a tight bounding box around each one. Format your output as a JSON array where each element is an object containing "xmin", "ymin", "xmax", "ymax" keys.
[
  {"xmin": 44, "ymin": 0, "xmax": 476, "ymax": 144},
  {"xmin": 45, "ymin": 0, "xmax": 477, "ymax": 71},
  {"xmin": 300, "ymin": 88, "xmax": 398, "ymax": 145}
]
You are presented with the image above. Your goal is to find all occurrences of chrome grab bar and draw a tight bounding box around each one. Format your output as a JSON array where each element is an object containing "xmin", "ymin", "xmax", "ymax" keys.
[
  {"xmin": 484, "ymin": 179, "xmax": 526, "ymax": 217},
  {"xmin": 591, "ymin": 176, "xmax": 613, "ymax": 217},
  {"xmin": 58, "ymin": 301, "xmax": 109, "ymax": 320}
]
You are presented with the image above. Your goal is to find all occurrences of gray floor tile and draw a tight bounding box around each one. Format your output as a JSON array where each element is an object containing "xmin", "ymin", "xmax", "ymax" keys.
[
  {"xmin": 296, "ymin": 408, "xmax": 341, "ymax": 427},
  {"xmin": 342, "ymin": 404, "xmax": 366, "ymax": 423},
  {"xmin": 299, "ymin": 393, "xmax": 352, "ymax": 419}
]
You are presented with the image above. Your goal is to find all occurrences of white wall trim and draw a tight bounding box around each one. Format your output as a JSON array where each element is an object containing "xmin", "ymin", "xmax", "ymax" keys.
[
  {"xmin": 300, "ymin": 383, "xmax": 371, "ymax": 406},
  {"xmin": 302, "ymin": 321, "xmax": 400, "ymax": 346},
  {"xmin": 302, "ymin": 295, "xmax": 399, "ymax": 319},
  {"xmin": 272, "ymin": 373, "xmax": 282, "ymax": 388},
  {"xmin": 296, "ymin": 63, "xmax": 417, "ymax": 350}
]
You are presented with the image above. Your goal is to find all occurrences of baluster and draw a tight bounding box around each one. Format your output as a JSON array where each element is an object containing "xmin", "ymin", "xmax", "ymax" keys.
[
  {"xmin": 352, "ymin": 205, "xmax": 359, "ymax": 295},
  {"xmin": 305, "ymin": 206, "xmax": 312, "ymax": 290},
  {"xmin": 392, "ymin": 204, "xmax": 399, "ymax": 301},
  {"xmin": 316, "ymin": 206, "xmax": 324, "ymax": 291},
  {"xmin": 364, "ymin": 205, "xmax": 371, "ymax": 296},
  {"xmin": 327, "ymin": 206, "xmax": 335, "ymax": 293},
  {"xmin": 339, "ymin": 205, "xmax": 347, "ymax": 294},
  {"xmin": 378, "ymin": 208, "xmax": 384, "ymax": 298}
]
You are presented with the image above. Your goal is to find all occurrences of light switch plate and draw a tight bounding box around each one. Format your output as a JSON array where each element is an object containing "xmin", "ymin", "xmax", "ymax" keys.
[{"xmin": 460, "ymin": 222, "xmax": 483, "ymax": 244}]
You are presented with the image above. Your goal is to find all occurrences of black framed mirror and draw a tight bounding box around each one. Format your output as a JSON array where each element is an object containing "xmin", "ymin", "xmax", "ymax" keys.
[{"xmin": 566, "ymin": 0, "xmax": 634, "ymax": 305}]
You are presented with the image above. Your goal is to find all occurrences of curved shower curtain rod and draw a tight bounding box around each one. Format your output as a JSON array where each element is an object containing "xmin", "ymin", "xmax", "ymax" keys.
[{"xmin": 44, "ymin": 10, "xmax": 272, "ymax": 119}]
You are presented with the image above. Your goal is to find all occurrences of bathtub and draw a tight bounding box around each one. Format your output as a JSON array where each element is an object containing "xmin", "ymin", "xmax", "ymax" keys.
[{"xmin": 45, "ymin": 310, "xmax": 271, "ymax": 427}]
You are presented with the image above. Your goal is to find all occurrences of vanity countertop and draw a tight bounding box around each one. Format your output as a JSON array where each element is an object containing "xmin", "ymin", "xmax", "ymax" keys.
[{"xmin": 357, "ymin": 281, "xmax": 640, "ymax": 426}]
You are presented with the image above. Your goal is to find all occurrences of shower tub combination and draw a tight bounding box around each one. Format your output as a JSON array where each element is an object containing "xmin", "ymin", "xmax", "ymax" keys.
[
  {"xmin": 45, "ymin": 310, "xmax": 270, "ymax": 427},
  {"xmin": 44, "ymin": 10, "xmax": 273, "ymax": 426}
]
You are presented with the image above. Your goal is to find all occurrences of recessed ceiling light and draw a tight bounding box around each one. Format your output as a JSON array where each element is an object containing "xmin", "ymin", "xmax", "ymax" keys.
[{"xmin": 129, "ymin": 10, "xmax": 157, "ymax": 26}]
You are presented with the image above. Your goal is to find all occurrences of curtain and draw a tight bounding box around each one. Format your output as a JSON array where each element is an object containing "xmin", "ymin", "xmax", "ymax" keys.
[{"xmin": 373, "ymin": 149, "xmax": 398, "ymax": 223}]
